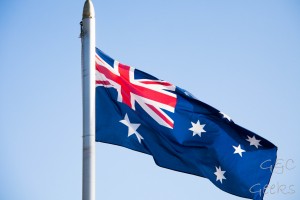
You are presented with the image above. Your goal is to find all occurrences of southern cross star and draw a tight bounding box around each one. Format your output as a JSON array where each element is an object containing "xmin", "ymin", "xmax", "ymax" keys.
[
  {"xmin": 214, "ymin": 166, "xmax": 226, "ymax": 184},
  {"xmin": 119, "ymin": 114, "xmax": 144, "ymax": 143},
  {"xmin": 246, "ymin": 135, "xmax": 262, "ymax": 148},
  {"xmin": 189, "ymin": 120, "xmax": 206, "ymax": 137},
  {"xmin": 219, "ymin": 111, "xmax": 231, "ymax": 121},
  {"xmin": 233, "ymin": 144, "xmax": 246, "ymax": 157}
]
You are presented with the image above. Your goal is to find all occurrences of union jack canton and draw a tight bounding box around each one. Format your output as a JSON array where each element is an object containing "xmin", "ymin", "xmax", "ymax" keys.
[
  {"xmin": 95, "ymin": 47, "xmax": 277, "ymax": 200},
  {"xmin": 96, "ymin": 51, "xmax": 176, "ymax": 129}
]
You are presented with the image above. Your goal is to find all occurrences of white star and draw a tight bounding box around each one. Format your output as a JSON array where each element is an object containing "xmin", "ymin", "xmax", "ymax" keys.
[
  {"xmin": 220, "ymin": 111, "xmax": 231, "ymax": 121},
  {"xmin": 120, "ymin": 114, "xmax": 144, "ymax": 143},
  {"xmin": 246, "ymin": 135, "xmax": 262, "ymax": 148},
  {"xmin": 233, "ymin": 144, "xmax": 246, "ymax": 157},
  {"xmin": 184, "ymin": 91, "xmax": 190, "ymax": 96},
  {"xmin": 214, "ymin": 166, "xmax": 226, "ymax": 184},
  {"xmin": 189, "ymin": 120, "xmax": 206, "ymax": 137}
]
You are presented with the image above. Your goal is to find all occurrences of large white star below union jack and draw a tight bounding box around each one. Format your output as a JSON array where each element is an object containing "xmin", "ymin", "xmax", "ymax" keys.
[
  {"xmin": 189, "ymin": 120, "xmax": 206, "ymax": 137},
  {"xmin": 119, "ymin": 114, "xmax": 144, "ymax": 143}
]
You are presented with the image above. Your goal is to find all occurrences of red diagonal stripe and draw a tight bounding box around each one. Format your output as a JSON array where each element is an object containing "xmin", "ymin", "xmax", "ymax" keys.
[
  {"xmin": 140, "ymin": 80, "xmax": 173, "ymax": 86},
  {"xmin": 146, "ymin": 103, "xmax": 173, "ymax": 128}
]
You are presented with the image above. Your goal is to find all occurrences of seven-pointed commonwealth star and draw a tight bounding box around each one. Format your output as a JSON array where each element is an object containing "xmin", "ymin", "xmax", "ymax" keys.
[
  {"xmin": 214, "ymin": 166, "xmax": 226, "ymax": 184},
  {"xmin": 189, "ymin": 120, "xmax": 206, "ymax": 137},
  {"xmin": 233, "ymin": 144, "xmax": 246, "ymax": 157},
  {"xmin": 246, "ymin": 135, "xmax": 262, "ymax": 148},
  {"xmin": 120, "ymin": 114, "xmax": 144, "ymax": 143}
]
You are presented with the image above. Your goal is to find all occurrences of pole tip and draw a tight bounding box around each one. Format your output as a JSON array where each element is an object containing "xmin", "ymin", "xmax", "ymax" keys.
[{"xmin": 82, "ymin": 0, "xmax": 95, "ymax": 19}]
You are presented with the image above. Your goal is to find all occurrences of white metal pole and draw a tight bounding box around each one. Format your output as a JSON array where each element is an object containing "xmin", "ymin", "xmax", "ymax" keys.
[{"xmin": 81, "ymin": 0, "xmax": 95, "ymax": 200}]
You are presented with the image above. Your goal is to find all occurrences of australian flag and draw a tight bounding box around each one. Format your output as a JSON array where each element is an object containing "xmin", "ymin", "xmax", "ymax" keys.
[{"xmin": 95, "ymin": 47, "xmax": 277, "ymax": 200}]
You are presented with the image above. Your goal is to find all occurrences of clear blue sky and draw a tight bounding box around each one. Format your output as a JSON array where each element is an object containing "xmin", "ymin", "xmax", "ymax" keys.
[{"xmin": 0, "ymin": 0, "xmax": 299, "ymax": 199}]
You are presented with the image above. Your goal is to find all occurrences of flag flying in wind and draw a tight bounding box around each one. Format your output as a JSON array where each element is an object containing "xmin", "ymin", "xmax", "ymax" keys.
[{"xmin": 95, "ymin": 47, "xmax": 277, "ymax": 200}]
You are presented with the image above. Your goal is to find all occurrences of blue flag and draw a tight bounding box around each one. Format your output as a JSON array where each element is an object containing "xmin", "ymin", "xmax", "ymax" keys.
[{"xmin": 95, "ymin": 48, "xmax": 277, "ymax": 200}]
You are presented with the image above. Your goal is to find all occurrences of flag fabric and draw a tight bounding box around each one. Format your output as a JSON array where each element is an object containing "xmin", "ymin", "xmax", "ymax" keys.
[{"xmin": 95, "ymin": 47, "xmax": 277, "ymax": 200}]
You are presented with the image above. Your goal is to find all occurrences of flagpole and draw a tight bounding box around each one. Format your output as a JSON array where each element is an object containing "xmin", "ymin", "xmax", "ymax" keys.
[{"xmin": 81, "ymin": 1, "xmax": 95, "ymax": 200}]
